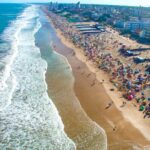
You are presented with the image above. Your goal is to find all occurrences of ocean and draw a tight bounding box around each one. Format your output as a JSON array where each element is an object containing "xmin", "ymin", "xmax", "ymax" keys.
[{"xmin": 0, "ymin": 4, "xmax": 76, "ymax": 149}]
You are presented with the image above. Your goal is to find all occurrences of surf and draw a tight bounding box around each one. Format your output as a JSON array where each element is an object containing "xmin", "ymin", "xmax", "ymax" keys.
[{"xmin": 0, "ymin": 5, "xmax": 76, "ymax": 150}]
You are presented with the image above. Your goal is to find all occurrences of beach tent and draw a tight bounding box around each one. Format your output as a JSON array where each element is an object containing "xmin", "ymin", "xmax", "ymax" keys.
[
  {"xmin": 146, "ymin": 66, "xmax": 150, "ymax": 74},
  {"xmin": 133, "ymin": 57, "xmax": 145, "ymax": 64},
  {"xmin": 126, "ymin": 51, "xmax": 140, "ymax": 56},
  {"xmin": 119, "ymin": 49, "xmax": 140, "ymax": 57}
]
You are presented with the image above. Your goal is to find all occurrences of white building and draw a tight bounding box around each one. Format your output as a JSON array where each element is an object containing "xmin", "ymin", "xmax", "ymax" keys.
[{"xmin": 124, "ymin": 21, "xmax": 150, "ymax": 33}]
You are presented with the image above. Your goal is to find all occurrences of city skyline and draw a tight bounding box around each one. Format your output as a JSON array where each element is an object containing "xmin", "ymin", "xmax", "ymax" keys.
[{"xmin": 0, "ymin": 0, "xmax": 150, "ymax": 7}]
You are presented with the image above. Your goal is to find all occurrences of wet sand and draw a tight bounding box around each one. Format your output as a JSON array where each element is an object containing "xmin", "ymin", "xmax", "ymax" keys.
[
  {"xmin": 45, "ymin": 14, "xmax": 150, "ymax": 149},
  {"xmin": 37, "ymin": 12, "xmax": 107, "ymax": 150}
]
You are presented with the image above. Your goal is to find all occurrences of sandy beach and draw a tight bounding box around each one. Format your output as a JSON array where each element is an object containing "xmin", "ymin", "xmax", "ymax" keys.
[
  {"xmin": 37, "ymin": 11, "xmax": 107, "ymax": 150},
  {"xmin": 43, "ymin": 13, "xmax": 150, "ymax": 149},
  {"xmin": 54, "ymin": 29, "xmax": 150, "ymax": 149}
]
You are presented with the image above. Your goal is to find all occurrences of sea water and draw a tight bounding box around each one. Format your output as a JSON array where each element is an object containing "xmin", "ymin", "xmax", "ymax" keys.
[{"xmin": 0, "ymin": 4, "xmax": 75, "ymax": 149}]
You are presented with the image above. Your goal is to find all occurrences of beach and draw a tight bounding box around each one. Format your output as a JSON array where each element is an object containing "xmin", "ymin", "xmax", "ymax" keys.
[
  {"xmin": 55, "ymin": 29, "xmax": 150, "ymax": 149},
  {"xmin": 43, "ymin": 8, "xmax": 150, "ymax": 149},
  {"xmin": 0, "ymin": 4, "xmax": 149, "ymax": 150},
  {"xmin": 36, "ymin": 10, "xmax": 107, "ymax": 150}
]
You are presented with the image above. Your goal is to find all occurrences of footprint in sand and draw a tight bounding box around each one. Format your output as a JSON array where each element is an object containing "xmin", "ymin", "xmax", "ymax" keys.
[{"xmin": 87, "ymin": 73, "xmax": 91, "ymax": 77}]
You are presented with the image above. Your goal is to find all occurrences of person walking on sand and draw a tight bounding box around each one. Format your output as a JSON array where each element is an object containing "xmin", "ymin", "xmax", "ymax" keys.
[{"xmin": 105, "ymin": 101, "xmax": 113, "ymax": 109}]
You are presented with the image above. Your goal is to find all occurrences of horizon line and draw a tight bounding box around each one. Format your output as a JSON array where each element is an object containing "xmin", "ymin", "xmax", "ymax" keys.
[{"xmin": 0, "ymin": 2, "xmax": 150, "ymax": 8}]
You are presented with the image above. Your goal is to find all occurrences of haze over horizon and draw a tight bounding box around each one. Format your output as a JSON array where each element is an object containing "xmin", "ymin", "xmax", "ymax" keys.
[{"xmin": 0, "ymin": 0, "xmax": 150, "ymax": 7}]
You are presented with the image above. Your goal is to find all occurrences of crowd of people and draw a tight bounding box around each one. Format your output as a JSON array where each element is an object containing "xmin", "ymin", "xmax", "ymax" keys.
[{"xmin": 48, "ymin": 12, "xmax": 150, "ymax": 118}]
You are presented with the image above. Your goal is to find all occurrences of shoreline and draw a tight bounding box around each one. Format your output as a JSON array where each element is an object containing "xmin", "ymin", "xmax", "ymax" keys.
[
  {"xmin": 45, "ymin": 13, "xmax": 150, "ymax": 149},
  {"xmin": 38, "ymin": 10, "xmax": 107, "ymax": 150},
  {"xmin": 52, "ymin": 49, "xmax": 107, "ymax": 148},
  {"xmin": 55, "ymin": 28, "xmax": 150, "ymax": 147}
]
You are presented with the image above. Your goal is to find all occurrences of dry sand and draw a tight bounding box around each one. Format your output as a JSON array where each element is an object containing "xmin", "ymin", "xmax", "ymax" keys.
[
  {"xmin": 45, "ymin": 14, "xmax": 150, "ymax": 149},
  {"xmin": 55, "ymin": 30, "xmax": 150, "ymax": 147}
]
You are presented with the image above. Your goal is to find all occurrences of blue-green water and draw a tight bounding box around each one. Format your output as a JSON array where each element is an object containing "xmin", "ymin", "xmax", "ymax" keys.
[{"xmin": 0, "ymin": 4, "xmax": 26, "ymax": 38}]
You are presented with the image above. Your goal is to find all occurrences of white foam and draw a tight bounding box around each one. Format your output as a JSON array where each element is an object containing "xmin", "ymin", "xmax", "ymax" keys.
[
  {"xmin": 0, "ymin": 5, "xmax": 76, "ymax": 150},
  {"xmin": 0, "ymin": 7, "xmax": 28, "ymax": 110}
]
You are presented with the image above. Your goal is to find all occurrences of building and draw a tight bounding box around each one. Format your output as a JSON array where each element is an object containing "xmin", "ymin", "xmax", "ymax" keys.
[
  {"xmin": 124, "ymin": 21, "xmax": 150, "ymax": 34},
  {"xmin": 76, "ymin": 1, "xmax": 80, "ymax": 9},
  {"xmin": 124, "ymin": 21, "xmax": 141, "ymax": 32},
  {"xmin": 140, "ymin": 29, "xmax": 150, "ymax": 39},
  {"xmin": 114, "ymin": 20, "xmax": 125, "ymax": 28},
  {"xmin": 142, "ymin": 22, "xmax": 150, "ymax": 30},
  {"xmin": 91, "ymin": 12, "xmax": 99, "ymax": 21}
]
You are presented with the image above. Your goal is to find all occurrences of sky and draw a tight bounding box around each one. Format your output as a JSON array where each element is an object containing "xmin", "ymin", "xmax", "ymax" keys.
[{"xmin": 0, "ymin": 0, "xmax": 150, "ymax": 7}]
